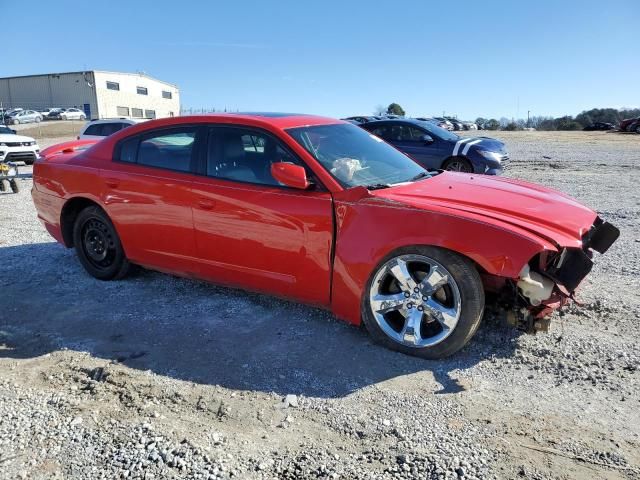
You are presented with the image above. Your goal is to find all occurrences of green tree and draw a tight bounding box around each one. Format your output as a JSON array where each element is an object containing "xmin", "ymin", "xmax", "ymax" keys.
[
  {"xmin": 485, "ymin": 119, "xmax": 500, "ymax": 130},
  {"xmin": 387, "ymin": 103, "xmax": 405, "ymax": 116},
  {"xmin": 555, "ymin": 116, "xmax": 582, "ymax": 130}
]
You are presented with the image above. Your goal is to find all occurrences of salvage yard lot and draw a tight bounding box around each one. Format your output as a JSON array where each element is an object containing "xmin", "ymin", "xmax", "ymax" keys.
[{"xmin": 1, "ymin": 130, "xmax": 639, "ymax": 479}]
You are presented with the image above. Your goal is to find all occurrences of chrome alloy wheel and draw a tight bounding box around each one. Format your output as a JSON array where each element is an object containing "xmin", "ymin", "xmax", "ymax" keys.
[
  {"xmin": 445, "ymin": 160, "xmax": 471, "ymax": 172},
  {"xmin": 369, "ymin": 254, "xmax": 462, "ymax": 348}
]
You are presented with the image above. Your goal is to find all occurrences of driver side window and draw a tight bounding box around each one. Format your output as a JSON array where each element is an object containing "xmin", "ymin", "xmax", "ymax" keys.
[
  {"xmin": 397, "ymin": 125, "xmax": 426, "ymax": 141},
  {"xmin": 207, "ymin": 127, "xmax": 302, "ymax": 186}
]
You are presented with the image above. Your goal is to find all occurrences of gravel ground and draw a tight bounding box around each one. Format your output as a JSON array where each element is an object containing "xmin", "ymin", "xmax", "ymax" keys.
[{"xmin": 1, "ymin": 131, "xmax": 639, "ymax": 479}]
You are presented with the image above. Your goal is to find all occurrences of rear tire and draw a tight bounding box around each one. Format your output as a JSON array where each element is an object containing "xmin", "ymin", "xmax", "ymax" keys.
[
  {"xmin": 362, "ymin": 246, "xmax": 484, "ymax": 359},
  {"xmin": 72, "ymin": 206, "xmax": 131, "ymax": 280},
  {"xmin": 442, "ymin": 157, "xmax": 473, "ymax": 173},
  {"xmin": 9, "ymin": 179, "xmax": 18, "ymax": 193}
]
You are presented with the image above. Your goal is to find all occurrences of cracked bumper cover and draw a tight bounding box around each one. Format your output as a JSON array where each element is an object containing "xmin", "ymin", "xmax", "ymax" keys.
[
  {"xmin": 519, "ymin": 218, "xmax": 619, "ymax": 324},
  {"xmin": 547, "ymin": 218, "xmax": 620, "ymax": 292}
]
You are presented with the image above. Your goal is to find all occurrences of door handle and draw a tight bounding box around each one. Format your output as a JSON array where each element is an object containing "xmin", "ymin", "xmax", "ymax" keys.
[
  {"xmin": 105, "ymin": 178, "xmax": 119, "ymax": 188},
  {"xmin": 197, "ymin": 199, "xmax": 215, "ymax": 210}
]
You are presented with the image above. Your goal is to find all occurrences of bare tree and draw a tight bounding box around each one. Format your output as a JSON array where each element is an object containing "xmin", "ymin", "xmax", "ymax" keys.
[{"xmin": 373, "ymin": 104, "xmax": 387, "ymax": 116}]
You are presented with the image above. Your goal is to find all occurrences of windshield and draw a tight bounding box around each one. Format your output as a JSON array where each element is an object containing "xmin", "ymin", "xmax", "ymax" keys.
[
  {"xmin": 417, "ymin": 120, "xmax": 459, "ymax": 141},
  {"xmin": 287, "ymin": 123, "xmax": 429, "ymax": 188}
]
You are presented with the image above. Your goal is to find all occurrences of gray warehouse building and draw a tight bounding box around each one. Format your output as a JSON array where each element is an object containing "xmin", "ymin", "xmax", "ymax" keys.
[{"xmin": 0, "ymin": 70, "xmax": 180, "ymax": 120}]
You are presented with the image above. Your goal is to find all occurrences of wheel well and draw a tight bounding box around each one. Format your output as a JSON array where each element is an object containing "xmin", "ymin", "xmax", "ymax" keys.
[
  {"xmin": 60, "ymin": 197, "xmax": 101, "ymax": 247},
  {"xmin": 441, "ymin": 155, "xmax": 470, "ymax": 169}
]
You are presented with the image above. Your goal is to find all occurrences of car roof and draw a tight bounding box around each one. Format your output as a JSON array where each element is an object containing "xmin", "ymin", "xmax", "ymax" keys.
[
  {"xmin": 109, "ymin": 113, "xmax": 342, "ymax": 131},
  {"xmin": 222, "ymin": 112, "xmax": 341, "ymax": 128},
  {"xmin": 87, "ymin": 118, "xmax": 142, "ymax": 124},
  {"xmin": 361, "ymin": 118, "xmax": 428, "ymax": 127},
  {"xmin": 87, "ymin": 113, "xmax": 346, "ymax": 160}
]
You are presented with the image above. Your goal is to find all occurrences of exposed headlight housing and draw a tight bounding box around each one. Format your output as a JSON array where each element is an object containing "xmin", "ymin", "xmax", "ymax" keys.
[{"xmin": 477, "ymin": 150, "xmax": 503, "ymax": 162}]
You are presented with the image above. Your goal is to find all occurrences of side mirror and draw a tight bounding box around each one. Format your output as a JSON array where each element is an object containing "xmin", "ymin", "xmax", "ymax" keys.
[
  {"xmin": 271, "ymin": 162, "xmax": 311, "ymax": 190},
  {"xmin": 11, "ymin": 129, "xmax": 16, "ymax": 134},
  {"xmin": 422, "ymin": 134, "xmax": 434, "ymax": 145}
]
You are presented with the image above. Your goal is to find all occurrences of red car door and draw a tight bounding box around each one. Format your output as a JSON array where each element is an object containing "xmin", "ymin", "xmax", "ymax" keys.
[
  {"xmin": 190, "ymin": 126, "xmax": 334, "ymax": 305},
  {"xmin": 100, "ymin": 126, "xmax": 203, "ymax": 276}
]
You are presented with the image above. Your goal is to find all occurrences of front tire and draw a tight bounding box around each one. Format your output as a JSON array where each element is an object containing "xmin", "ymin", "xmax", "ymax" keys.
[
  {"xmin": 442, "ymin": 157, "xmax": 473, "ymax": 173},
  {"xmin": 362, "ymin": 246, "xmax": 484, "ymax": 359},
  {"xmin": 72, "ymin": 206, "xmax": 131, "ymax": 280}
]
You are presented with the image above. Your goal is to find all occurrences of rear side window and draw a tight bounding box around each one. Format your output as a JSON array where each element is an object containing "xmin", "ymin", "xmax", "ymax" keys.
[
  {"xmin": 116, "ymin": 127, "xmax": 199, "ymax": 173},
  {"xmin": 119, "ymin": 138, "xmax": 138, "ymax": 163},
  {"xmin": 101, "ymin": 122, "xmax": 126, "ymax": 136},
  {"xmin": 83, "ymin": 124, "xmax": 102, "ymax": 136}
]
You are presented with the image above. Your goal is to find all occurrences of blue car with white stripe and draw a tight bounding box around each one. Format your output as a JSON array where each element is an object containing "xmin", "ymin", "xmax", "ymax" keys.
[{"xmin": 360, "ymin": 119, "xmax": 508, "ymax": 175}]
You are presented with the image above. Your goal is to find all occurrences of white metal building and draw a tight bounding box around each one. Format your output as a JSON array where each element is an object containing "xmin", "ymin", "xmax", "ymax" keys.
[{"xmin": 0, "ymin": 70, "xmax": 180, "ymax": 120}]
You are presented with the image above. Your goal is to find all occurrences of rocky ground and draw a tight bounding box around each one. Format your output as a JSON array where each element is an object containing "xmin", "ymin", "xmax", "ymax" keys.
[{"xmin": 1, "ymin": 130, "xmax": 639, "ymax": 479}]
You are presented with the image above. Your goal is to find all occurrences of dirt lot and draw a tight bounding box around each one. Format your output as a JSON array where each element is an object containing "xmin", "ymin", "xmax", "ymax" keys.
[{"xmin": 1, "ymin": 130, "xmax": 639, "ymax": 479}]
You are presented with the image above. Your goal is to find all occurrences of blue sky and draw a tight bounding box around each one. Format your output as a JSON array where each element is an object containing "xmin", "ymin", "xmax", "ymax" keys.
[{"xmin": 1, "ymin": 0, "xmax": 637, "ymax": 120}]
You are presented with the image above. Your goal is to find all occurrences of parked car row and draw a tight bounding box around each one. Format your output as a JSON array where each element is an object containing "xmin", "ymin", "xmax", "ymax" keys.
[
  {"xmin": 581, "ymin": 119, "xmax": 640, "ymax": 133},
  {"xmin": 0, "ymin": 107, "xmax": 87, "ymax": 124},
  {"xmin": 31, "ymin": 112, "xmax": 619, "ymax": 359},
  {"xmin": 344, "ymin": 115, "xmax": 478, "ymax": 131}
]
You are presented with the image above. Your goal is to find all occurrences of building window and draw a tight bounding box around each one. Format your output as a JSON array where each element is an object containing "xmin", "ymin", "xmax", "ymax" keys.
[
  {"xmin": 137, "ymin": 86, "xmax": 148, "ymax": 95},
  {"xmin": 131, "ymin": 108, "xmax": 143, "ymax": 118},
  {"xmin": 107, "ymin": 81, "xmax": 120, "ymax": 91},
  {"xmin": 144, "ymin": 109, "xmax": 156, "ymax": 119},
  {"xmin": 162, "ymin": 91, "xmax": 172, "ymax": 99},
  {"xmin": 117, "ymin": 106, "xmax": 130, "ymax": 116}
]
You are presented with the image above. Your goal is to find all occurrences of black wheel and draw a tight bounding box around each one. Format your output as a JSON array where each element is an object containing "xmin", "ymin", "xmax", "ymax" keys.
[
  {"xmin": 635, "ymin": 125, "xmax": 640, "ymax": 134},
  {"xmin": 362, "ymin": 246, "xmax": 484, "ymax": 359},
  {"xmin": 0, "ymin": 180, "xmax": 5, "ymax": 192},
  {"xmin": 9, "ymin": 179, "xmax": 18, "ymax": 193},
  {"xmin": 72, "ymin": 206, "xmax": 131, "ymax": 280},
  {"xmin": 442, "ymin": 157, "xmax": 473, "ymax": 173}
]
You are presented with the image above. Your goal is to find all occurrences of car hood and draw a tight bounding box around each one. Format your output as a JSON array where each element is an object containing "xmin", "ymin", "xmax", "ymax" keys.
[
  {"xmin": 466, "ymin": 136, "xmax": 505, "ymax": 152},
  {"xmin": 374, "ymin": 172, "xmax": 596, "ymax": 248},
  {"xmin": 0, "ymin": 133, "xmax": 36, "ymax": 143}
]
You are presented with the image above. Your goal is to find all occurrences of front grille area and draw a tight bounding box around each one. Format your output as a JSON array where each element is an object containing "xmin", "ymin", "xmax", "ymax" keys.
[
  {"xmin": 5, "ymin": 152, "xmax": 36, "ymax": 162},
  {"xmin": 4, "ymin": 142, "xmax": 31, "ymax": 147}
]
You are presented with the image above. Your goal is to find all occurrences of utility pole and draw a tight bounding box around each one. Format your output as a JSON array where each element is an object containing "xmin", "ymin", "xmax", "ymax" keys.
[{"xmin": 527, "ymin": 110, "xmax": 530, "ymax": 128}]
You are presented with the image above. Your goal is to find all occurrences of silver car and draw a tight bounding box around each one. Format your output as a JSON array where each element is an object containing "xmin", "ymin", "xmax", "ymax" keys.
[{"xmin": 9, "ymin": 110, "xmax": 43, "ymax": 125}]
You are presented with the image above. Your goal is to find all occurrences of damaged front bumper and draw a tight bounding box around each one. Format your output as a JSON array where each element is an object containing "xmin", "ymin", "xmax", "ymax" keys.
[{"xmin": 510, "ymin": 217, "xmax": 620, "ymax": 332}]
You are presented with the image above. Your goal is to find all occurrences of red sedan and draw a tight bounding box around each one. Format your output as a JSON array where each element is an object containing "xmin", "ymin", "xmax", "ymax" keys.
[{"xmin": 31, "ymin": 113, "xmax": 619, "ymax": 358}]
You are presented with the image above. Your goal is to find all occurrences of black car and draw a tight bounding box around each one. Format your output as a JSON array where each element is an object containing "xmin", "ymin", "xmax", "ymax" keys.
[
  {"xmin": 0, "ymin": 125, "xmax": 17, "ymax": 135},
  {"xmin": 360, "ymin": 119, "xmax": 508, "ymax": 175},
  {"xmin": 47, "ymin": 109, "xmax": 67, "ymax": 120},
  {"xmin": 583, "ymin": 122, "xmax": 615, "ymax": 131}
]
